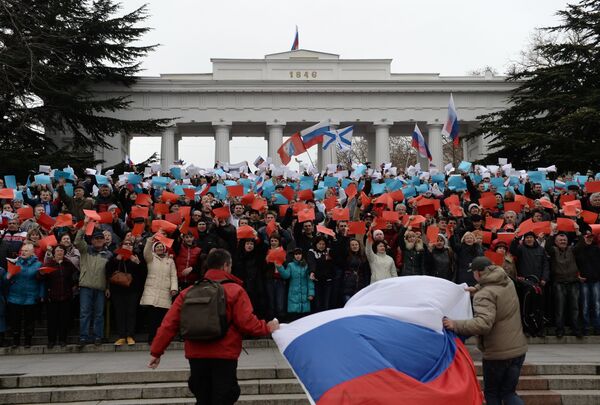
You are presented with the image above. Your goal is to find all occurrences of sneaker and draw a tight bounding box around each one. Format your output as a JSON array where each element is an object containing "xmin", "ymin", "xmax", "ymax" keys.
[
  {"xmin": 556, "ymin": 329, "xmax": 564, "ymax": 338},
  {"xmin": 94, "ymin": 338, "xmax": 102, "ymax": 346},
  {"xmin": 47, "ymin": 342, "xmax": 55, "ymax": 349},
  {"xmin": 114, "ymin": 338, "xmax": 126, "ymax": 346},
  {"xmin": 126, "ymin": 337, "xmax": 135, "ymax": 346},
  {"xmin": 58, "ymin": 341, "xmax": 67, "ymax": 347},
  {"xmin": 78, "ymin": 339, "xmax": 88, "ymax": 348}
]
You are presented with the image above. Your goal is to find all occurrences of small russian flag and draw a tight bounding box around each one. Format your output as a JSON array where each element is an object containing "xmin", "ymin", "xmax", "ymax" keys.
[
  {"xmin": 291, "ymin": 26, "xmax": 299, "ymax": 51},
  {"xmin": 412, "ymin": 124, "xmax": 432, "ymax": 161}
]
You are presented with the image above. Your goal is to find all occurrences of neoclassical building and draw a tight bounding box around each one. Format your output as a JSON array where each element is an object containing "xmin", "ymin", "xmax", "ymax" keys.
[{"xmin": 86, "ymin": 49, "xmax": 516, "ymax": 171}]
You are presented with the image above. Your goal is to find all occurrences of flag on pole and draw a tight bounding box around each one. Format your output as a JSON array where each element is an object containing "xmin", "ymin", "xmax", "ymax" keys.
[
  {"xmin": 323, "ymin": 126, "xmax": 354, "ymax": 151},
  {"xmin": 272, "ymin": 276, "xmax": 482, "ymax": 405},
  {"xmin": 124, "ymin": 155, "xmax": 134, "ymax": 168},
  {"xmin": 441, "ymin": 94, "xmax": 460, "ymax": 147},
  {"xmin": 412, "ymin": 124, "xmax": 432, "ymax": 161},
  {"xmin": 300, "ymin": 121, "xmax": 330, "ymax": 149},
  {"xmin": 278, "ymin": 133, "xmax": 307, "ymax": 165},
  {"xmin": 291, "ymin": 26, "xmax": 299, "ymax": 50}
]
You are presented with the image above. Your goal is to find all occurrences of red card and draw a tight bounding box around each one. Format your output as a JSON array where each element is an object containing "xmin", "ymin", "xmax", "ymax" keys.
[
  {"xmin": 556, "ymin": 218, "xmax": 576, "ymax": 232},
  {"xmin": 332, "ymin": 208, "xmax": 350, "ymax": 221},
  {"xmin": 154, "ymin": 203, "xmax": 170, "ymax": 216},
  {"xmin": 485, "ymin": 217, "xmax": 504, "ymax": 231},
  {"xmin": 281, "ymin": 186, "xmax": 294, "ymax": 203},
  {"xmin": 241, "ymin": 193, "xmax": 255, "ymax": 206},
  {"xmin": 444, "ymin": 194, "xmax": 460, "ymax": 208},
  {"xmin": 135, "ymin": 194, "xmax": 152, "ymax": 206},
  {"xmin": 0, "ymin": 189, "xmax": 15, "ymax": 199},
  {"xmin": 179, "ymin": 206, "xmax": 191, "ymax": 220},
  {"xmin": 236, "ymin": 225, "xmax": 256, "ymax": 240},
  {"xmin": 83, "ymin": 209, "xmax": 101, "ymax": 221},
  {"xmin": 98, "ymin": 211, "xmax": 113, "ymax": 224},
  {"xmin": 496, "ymin": 232, "xmax": 516, "ymax": 245},
  {"xmin": 485, "ymin": 250, "xmax": 504, "ymax": 266},
  {"xmin": 419, "ymin": 198, "xmax": 440, "ymax": 211},
  {"xmin": 514, "ymin": 194, "xmax": 528, "ymax": 206},
  {"xmin": 538, "ymin": 199, "xmax": 554, "ymax": 209},
  {"xmin": 266, "ymin": 247, "xmax": 286, "ymax": 266},
  {"xmin": 183, "ymin": 188, "xmax": 196, "ymax": 201},
  {"xmin": 154, "ymin": 233, "xmax": 174, "ymax": 249},
  {"xmin": 382, "ymin": 210, "xmax": 400, "ymax": 222},
  {"xmin": 298, "ymin": 189, "xmax": 314, "ymax": 201},
  {"xmin": 449, "ymin": 205, "xmax": 464, "ymax": 217},
  {"xmin": 360, "ymin": 192, "xmax": 371, "ymax": 208},
  {"xmin": 405, "ymin": 215, "xmax": 426, "ymax": 228},
  {"xmin": 298, "ymin": 208, "xmax": 315, "ymax": 223},
  {"xmin": 16, "ymin": 206, "xmax": 33, "ymax": 220},
  {"xmin": 581, "ymin": 210, "xmax": 599, "ymax": 225},
  {"xmin": 417, "ymin": 203, "xmax": 436, "ymax": 217},
  {"xmin": 114, "ymin": 248, "xmax": 133, "ymax": 260},
  {"xmin": 317, "ymin": 225, "xmax": 335, "ymax": 237},
  {"xmin": 591, "ymin": 224, "xmax": 600, "ymax": 235},
  {"xmin": 132, "ymin": 222, "xmax": 145, "ymax": 236},
  {"xmin": 278, "ymin": 205, "xmax": 290, "ymax": 218},
  {"xmin": 39, "ymin": 266, "xmax": 58, "ymax": 274},
  {"xmin": 292, "ymin": 202, "xmax": 309, "ymax": 214},
  {"xmin": 55, "ymin": 214, "xmax": 73, "ymax": 227},
  {"xmin": 37, "ymin": 213, "xmax": 55, "ymax": 230},
  {"xmin": 180, "ymin": 215, "xmax": 191, "ymax": 235},
  {"xmin": 585, "ymin": 181, "xmax": 600, "ymax": 194},
  {"xmin": 559, "ymin": 194, "xmax": 576, "ymax": 207},
  {"xmin": 85, "ymin": 221, "xmax": 96, "ymax": 236},
  {"xmin": 161, "ymin": 191, "xmax": 180, "ymax": 203},
  {"xmin": 266, "ymin": 220, "xmax": 277, "ymax": 237},
  {"xmin": 165, "ymin": 212, "xmax": 182, "ymax": 225},
  {"xmin": 533, "ymin": 221, "xmax": 551, "ymax": 235},
  {"xmin": 130, "ymin": 206, "xmax": 149, "ymax": 219},
  {"xmin": 38, "ymin": 235, "xmax": 57, "ymax": 252},
  {"xmin": 503, "ymin": 202, "xmax": 522, "ymax": 214},
  {"xmin": 481, "ymin": 231, "xmax": 493, "ymax": 245},
  {"xmin": 479, "ymin": 195, "xmax": 497, "ymax": 210},
  {"xmin": 7, "ymin": 260, "xmax": 22, "ymax": 276},
  {"xmin": 251, "ymin": 197, "xmax": 267, "ymax": 212},
  {"xmin": 517, "ymin": 219, "xmax": 535, "ymax": 236},
  {"xmin": 347, "ymin": 221, "xmax": 366, "ymax": 235},
  {"xmin": 213, "ymin": 206, "xmax": 231, "ymax": 219},
  {"xmin": 345, "ymin": 183, "xmax": 357, "ymax": 200},
  {"xmin": 151, "ymin": 219, "xmax": 177, "ymax": 234},
  {"xmin": 426, "ymin": 225, "xmax": 440, "ymax": 244},
  {"xmin": 374, "ymin": 194, "xmax": 393, "ymax": 210},
  {"xmin": 227, "ymin": 185, "xmax": 243, "ymax": 197},
  {"xmin": 563, "ymin": 199, "xmax": 582, "ymax": 209},
  {"xmin": 563, "ymin": 204, "xmax": 578, "ymax": 217},
  {"xmin": 323, "ymin": 196, "xmax": 338, "ymax": 211}
]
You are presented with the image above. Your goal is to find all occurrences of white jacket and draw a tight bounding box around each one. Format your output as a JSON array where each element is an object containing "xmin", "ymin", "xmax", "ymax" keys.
[
  {"xmin": 140, "ymin": 239, "xmax": 178, "ymax": 309},
  {"xmin": 366, "ymin": 240, "xmax": 397, "ymax": 283}
]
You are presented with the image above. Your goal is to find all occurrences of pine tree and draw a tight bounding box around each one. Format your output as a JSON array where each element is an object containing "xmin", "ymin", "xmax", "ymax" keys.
[
  {"xmin": 0, "ymin": 0, "xmax": 171, "ymax": 179},
  {"xmin": 471, "ymin": 0, "xmax": 600, "ymax": 173}
]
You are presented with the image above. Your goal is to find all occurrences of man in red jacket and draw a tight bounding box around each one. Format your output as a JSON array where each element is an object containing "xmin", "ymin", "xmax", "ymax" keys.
[{"xmin": 148, "ymin": 248, "xmax": 279, "ymax": 405}]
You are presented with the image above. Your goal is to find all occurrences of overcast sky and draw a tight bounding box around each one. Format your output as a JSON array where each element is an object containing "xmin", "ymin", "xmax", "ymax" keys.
[{"xmin": 125, "ymin": 0, "xmax": 571, "ymax": 168}]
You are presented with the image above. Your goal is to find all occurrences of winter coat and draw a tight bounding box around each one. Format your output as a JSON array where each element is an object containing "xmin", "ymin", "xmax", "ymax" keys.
[
  {"xmin": 401, "ymin": 245, "xmax": 425, "ymax": 276},
  {"xmin": 424, "ymin": 247, "xmax": 454, "ymax": 280},
  {"xmin": 150, "ymin": 269, "xmax": 269, "ymax": 360},
  {"xmin": 453, "ymin": 242, "xmax": 484, "ymax": 286},
  {"xmin": 57, "ymin": 185, "xmax": 94, "ymax": 221},
  {"xmin": 343, "ymin": 254, "xmax": 370, "ymax": 297},
  {"xmin": 365, "ymin": 240, "xmax": 397, "ymax": 283},
  {"xmin": 38, "ymin": 258, "xmax": 77, "ymax": 302},
  {"xmin": 74, "ymin": 229, "xmax": 112, "ymax": 291},
  {"xmin": 106, "ymin": 255, "xmax": 146, "ymax": 293},
  {"xmin": 174, "ymin": 244, "xmax": 202, "ymax": 285},
  {"xmin": 277, "ymin": 260, "xmax": 314, "ymax": 313},
  {"xmin": 0, "ymin": 230, "xmax": 26, "ymax": 268},
  {"xmin": 140, "ymin": 238, "xmax": 178, "ymax": 309},
  {"xmin": 574, "ymin": 239, "xmax": 600, "ymax": 283},
  {"xmin": 509, "ymin": 238, "xmax": 550, "ymax": 282},
  {"xmin": 307, "ymin": 248, "xmax": 335, "ymax": 281},
  {"xmin": 545, "ymin": 235, "xmax": 579, "ymax": 283},
  {"xmin": 453, "ymin": 266, "xmax": 528, "ymax": 361},
  {"xmin": 6, "ymin": 255, "xmax": 43, "ymax": 305}
]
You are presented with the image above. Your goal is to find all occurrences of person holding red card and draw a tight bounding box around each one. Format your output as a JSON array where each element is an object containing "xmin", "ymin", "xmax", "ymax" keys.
[
  {"xmin": 107, "ymin": 239, "xmax": 144, "ymax": 346},
  {"xmin": 0, "ymin": 217, "xmax": 27, "ymax": 269},
  {"xmin": 38, "ymin": 245, "xmax": 78, "ymax": 348},
  {"xmin": 5, "ymin": 242, "xmax": 42, "ymax": 348},
  {"xmin": 141, "ymin": 235, "xmax": 178, "ymax": 344}
]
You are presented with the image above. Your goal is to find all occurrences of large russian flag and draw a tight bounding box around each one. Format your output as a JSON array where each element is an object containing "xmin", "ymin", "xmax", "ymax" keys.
[
  {"xmin": 272, "ymin": 276, "xmax": 483, "ymax": 405},
  {"xmin": 441, "ymin": 93, "xmax": 460, "ymax": 146},
  {"xmin": 300, "ymin": 121, "xmax": 330, "ymax": 149},
  {"xmin": 411, "ymin": 124, "xmax": 433, "ymax": 161}
]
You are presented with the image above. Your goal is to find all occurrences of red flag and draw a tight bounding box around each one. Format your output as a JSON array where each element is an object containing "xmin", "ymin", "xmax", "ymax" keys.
[{"xmin": 277, "ymin": 133, "xmax": 307, "ymax": 165}]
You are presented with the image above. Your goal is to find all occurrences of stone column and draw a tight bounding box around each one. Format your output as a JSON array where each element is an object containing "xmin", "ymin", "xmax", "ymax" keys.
[
  {"xmin": 213, "ymin": 123, "xmax": 231, "ymax": 164},
  {"xmin": 161, "ymin": 127, "xmax": 176, "ymax": 171},
  {"xmin": 319, "ymin": 123, "xmax": 338, "ymax": 171},
  {"xmin": 266, "ymin": 122, "xmax": 285, "ymax": 165},
  {"xmin": 174, "ymin": 134, "xmax": 182, "ymax": 162},
  {"xmin": 427, "ymin": 122, "xmax": 444, "ymax": 169},
  {"xmin": 374, "ymin": 123, "xmax": 391, "ymax": 165},
  {"xmin": 365, "ymin": 132, "xmax": 376, "ymax": 164}
]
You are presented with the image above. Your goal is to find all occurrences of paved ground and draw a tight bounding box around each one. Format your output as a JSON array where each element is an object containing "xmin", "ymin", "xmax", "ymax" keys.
[{"xmin": 0, "ymin": 344, "xmax": 598, "ymax": 377}]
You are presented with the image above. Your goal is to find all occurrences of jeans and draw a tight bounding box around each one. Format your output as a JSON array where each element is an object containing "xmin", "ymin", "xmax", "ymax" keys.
[
  {"xmin": 264, "ymin": 279, "xmax": 286, "ymax": 320},
  {"xmin": 188, "ymin": 358, "xmax": 240, "ymax": 405},
  {"xmin": 553, "ymin": 282, "xmax": 580, "ymax": 333},
  {"xmin": 79, "ymin": 287, "xmax": 105, "ymax": 341},
  {"xmin": 580, "ymin": 281, "xmax": 600, "ymax": 330},
  {"xmin": 313, "ymin": 280, "xmax": 333, "ymax": 313},
  {"xmin": 482, "ymin": 354, "xmax": 526, "ymax": 405}
]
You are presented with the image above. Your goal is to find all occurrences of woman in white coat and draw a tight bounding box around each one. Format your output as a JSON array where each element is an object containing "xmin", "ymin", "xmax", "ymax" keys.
[
  {"xmin": 141, "ymin": 237, "xmax": 178, "ymax": 344},
  {"xmin": 365, "ymin": 224, "xmax": 397, "ymax": 284}
]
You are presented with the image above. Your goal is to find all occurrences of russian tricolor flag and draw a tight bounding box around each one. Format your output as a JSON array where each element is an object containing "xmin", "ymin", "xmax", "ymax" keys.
[
  {"xmin": 442, "ymin": 94, "xmax": 460, "ymax": 147},
  {"xmin": 291, "ymin": 26, "xmax": 299, "ymax": 51},
  {"xmin": 300, "ymin": 121, "xmax": 330, "ymax": 149},
  {"xmin": 412, "ymin": 124, "xmax": 432, "ymax": 161},
  {"xmin": 273, "ymin": 276, "xmax": 482, "ymax": 405}
]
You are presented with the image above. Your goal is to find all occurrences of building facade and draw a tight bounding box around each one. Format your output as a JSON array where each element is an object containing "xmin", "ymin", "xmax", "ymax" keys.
[{"xmin": 86, "ymin": 49, "xmax": 516, "ymax": 171}]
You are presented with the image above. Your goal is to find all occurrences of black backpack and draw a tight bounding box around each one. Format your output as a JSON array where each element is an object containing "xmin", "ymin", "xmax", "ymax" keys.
[{"xmin": 180, "ymin": 278, "xmax": 234, "ymax": 341}]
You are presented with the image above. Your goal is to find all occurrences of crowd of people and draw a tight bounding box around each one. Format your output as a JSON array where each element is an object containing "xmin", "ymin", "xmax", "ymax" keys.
[{"xmin": 0, "ymin": 159, "xmax": 599, "ymax": 348}]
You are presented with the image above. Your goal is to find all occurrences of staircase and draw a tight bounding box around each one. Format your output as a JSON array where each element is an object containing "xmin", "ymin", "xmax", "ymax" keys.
[{"xmin": 1, "ymin": 358, "xmax": 599, "ymax": 404}]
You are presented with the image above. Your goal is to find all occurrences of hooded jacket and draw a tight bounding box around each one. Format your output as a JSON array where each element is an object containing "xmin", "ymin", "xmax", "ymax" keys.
[
  {"xmin": 140, "ymin": 238, "xmax": 178, "ymax": 309},
  {"xmin": 453, "ymin": 265, "xmax": 528, "ymax": 360}
]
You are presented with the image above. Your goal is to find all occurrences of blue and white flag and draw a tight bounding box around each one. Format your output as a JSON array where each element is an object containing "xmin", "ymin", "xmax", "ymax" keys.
[
  {"xmin": 272, "ymin": 276, "xmax": 482, "ymax": 405},
  {"xmin": 323, "ymin": 126, "xmax": 353, "ymax": 151}
]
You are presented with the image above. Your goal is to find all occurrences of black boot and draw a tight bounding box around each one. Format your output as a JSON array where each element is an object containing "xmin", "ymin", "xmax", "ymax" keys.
[
  {"xmin": 11, "ymin": 333, "xmax": 20, "ymax": 349},
  {"xmin": 24, "ymin": 336, "xmax": 32, "ymax": 349},
  {"xmin": 0, "ymin": 332, "xmax": 4, "ymax": 347}
]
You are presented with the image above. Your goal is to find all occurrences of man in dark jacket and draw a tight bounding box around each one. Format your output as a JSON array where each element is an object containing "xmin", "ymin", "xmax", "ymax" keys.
[
  {"xmin": 574, "ymin": 231, "xmax": 600, "ymax": 335},
  {"xmin": 509, "ymin": 232, "xmax": 549, "ymax": 283},
  {"xmin": 148, "ymin": 249, "xmax": 279, "ymax": 405},
  {"xmin": 545, "ymin": 229, "xmax": 582, "ymax": 338}
]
